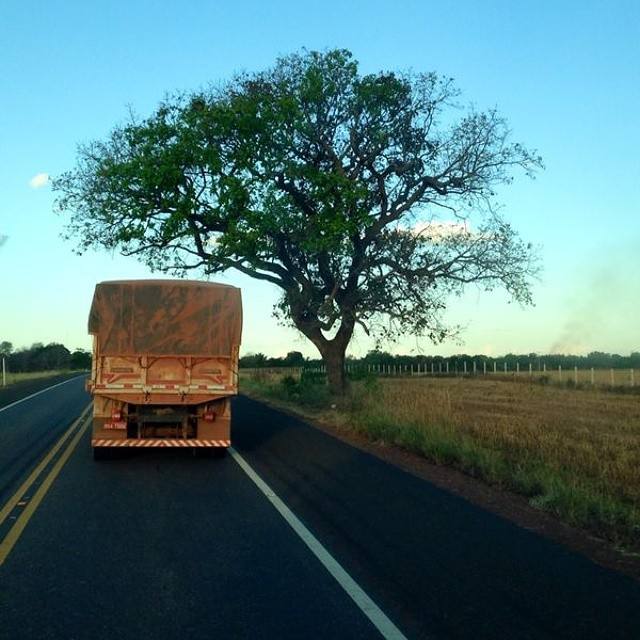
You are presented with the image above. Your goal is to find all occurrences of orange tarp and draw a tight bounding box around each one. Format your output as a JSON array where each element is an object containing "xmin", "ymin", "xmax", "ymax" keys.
[{"xmin": 88, "ymin": 280, "xmax": 242, "ymax": 356}]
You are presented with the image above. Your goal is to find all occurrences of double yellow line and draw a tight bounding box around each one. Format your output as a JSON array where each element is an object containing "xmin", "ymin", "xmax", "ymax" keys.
[{"xmin": 0, "ymin": 403, "xmax": 93, "ymax": 566}]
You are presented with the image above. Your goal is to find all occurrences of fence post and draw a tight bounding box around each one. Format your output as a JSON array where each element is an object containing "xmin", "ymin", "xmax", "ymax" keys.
[
  {"xmin": 630, "ymin": 369, "xmax": 635, "ymax": 387},
  {"xmin": 463, "ymin": 361, "xmax": 467, "ymax": 375},
  {"xmin": 504, "ymin": 362, "xmax": 507, "ymax": 374},
  {"xmin": 1, "ymin": 357, "xmax": 5, "ymax": 387},
  {"xmin": 610, "ymin": 368, "xmax": 614, "ymax": 387},
  {"xmin": 473, "ymin": 361, "xmax": 477, "ymax": 375},
  {"xmin": 446, "ymin": 360, "xmax": 449, "ymax": 374},
  {"xmin": 558, "ymin": 365, "xmax": 562, "ymax": 382},
  {"xmin": 516, "ymin": 362, "xmax": 520, "ymax": 375},
  {"xmin": 543, "ymin": 363, "xmax": 546, "ymax": 373},
  {"xmin": 529, "ymin": 362, "xmax": 532, "ymax": 377},
  {"xmin": 493, "ymin": 361, "xmax": 497, "ymax": 374},
  {"xmin": 574, "ymin": 366, "xmax": 578, "ymax": 385},
  {"xmin": 483, "ymin": 361, "xmax": 487, "ymax": 375},
  {"xmin": 590, "ymin": 367, "xmax": 595, "ymax": 385}
]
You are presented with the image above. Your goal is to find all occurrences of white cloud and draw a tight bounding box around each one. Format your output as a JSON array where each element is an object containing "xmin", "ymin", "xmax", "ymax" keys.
[
  {"xmin": 410, "ymin": 220, "xmax": 496, "ymax": 243},
  {"xmin": 413, "ymin": 220, "xmax": 469, "ymax": 239},
  {"xmin": 29, "ymin": 173, "xmax": 49, "ymax": 189}
]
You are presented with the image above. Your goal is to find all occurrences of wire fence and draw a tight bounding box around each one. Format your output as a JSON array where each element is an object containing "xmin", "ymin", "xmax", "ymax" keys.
[{"xmin": 242, "ymin": 362, "xmax": 638, "ymax": 389}]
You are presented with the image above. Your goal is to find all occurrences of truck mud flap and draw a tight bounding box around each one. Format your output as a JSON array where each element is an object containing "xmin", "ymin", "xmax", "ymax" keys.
[{"xmin": 92, "ymin": 439, "xmax": 230, "ymax": 447}]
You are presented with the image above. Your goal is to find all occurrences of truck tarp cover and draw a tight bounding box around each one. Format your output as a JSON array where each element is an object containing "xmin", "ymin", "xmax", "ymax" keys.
[{"xmin": 89, "ymin": 280, "xmax": 242, "ymax": 356}]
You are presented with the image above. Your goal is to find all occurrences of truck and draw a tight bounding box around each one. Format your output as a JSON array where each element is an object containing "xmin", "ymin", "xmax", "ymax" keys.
[{"xmin": 87, "ymin": 279, "xmax": 242, "ymax": 460}]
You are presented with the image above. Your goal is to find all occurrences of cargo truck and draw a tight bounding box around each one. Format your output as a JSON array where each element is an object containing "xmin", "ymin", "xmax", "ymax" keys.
[{"xmin": 87, "ymin": 280, "xmax": 242, "ymax": 460}]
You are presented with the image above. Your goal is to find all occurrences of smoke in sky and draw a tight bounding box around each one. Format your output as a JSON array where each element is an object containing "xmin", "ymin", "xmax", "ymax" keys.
[{"xmin": 549, "ymin": 247, "xmax": 640, "ymax": 354}]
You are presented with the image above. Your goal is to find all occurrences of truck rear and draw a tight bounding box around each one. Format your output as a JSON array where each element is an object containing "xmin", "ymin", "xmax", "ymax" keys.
[{"xmin": 87, "ymin": 280, "xmax": 242, "ymax": 459}]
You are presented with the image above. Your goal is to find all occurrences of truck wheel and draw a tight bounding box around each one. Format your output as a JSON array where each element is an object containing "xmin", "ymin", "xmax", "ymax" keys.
[{"xmin": 93, "ymin": 447, "xmax": 110, "ymax": 461}]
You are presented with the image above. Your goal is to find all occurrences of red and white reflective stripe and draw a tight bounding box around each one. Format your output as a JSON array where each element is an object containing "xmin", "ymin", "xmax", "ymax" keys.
[
  {"xmin": 189, "ymin": 384, "xmax": 225, "ymax": 390},
  {"xmin": 93, "ymin": 382, "xmax": 230, "ymax": 393},
  {"xmin": 92, "ymin": 439, "xmax": 230, "ymax": 448}
]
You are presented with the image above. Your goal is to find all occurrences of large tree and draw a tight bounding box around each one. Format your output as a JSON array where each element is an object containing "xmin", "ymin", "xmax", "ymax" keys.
[{"xmin": 54, "ymin": 49, "xmax": 541, "ymax": 394}]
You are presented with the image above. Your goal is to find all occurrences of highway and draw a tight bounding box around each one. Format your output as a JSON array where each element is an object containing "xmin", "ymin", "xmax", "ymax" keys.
[{"xmin": 0, "ymin": 377, "xmax": 639, "ymax": 639}]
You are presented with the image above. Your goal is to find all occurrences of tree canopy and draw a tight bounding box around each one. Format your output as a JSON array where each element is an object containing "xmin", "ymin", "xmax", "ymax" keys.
[{"xmin": 55, "ymin": 48, "xmax": 542, "ymax": 393}]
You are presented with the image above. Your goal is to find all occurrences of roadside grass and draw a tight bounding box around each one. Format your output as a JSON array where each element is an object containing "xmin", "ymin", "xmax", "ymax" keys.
[
  {"xmin": 1, "ymin": 370, "xmax": 75, "ymax": 386},
  {"xmin": 240, "ymin": 372, "xmax": 640, "ymax": 550}
]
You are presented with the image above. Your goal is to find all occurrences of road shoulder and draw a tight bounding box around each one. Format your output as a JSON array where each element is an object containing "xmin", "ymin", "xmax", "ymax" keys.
[
  {"xmin": 0, "ymin": 373, "xmax": 87, "ymax": 410},
  {"xmin": 239, "ymin": 390, "xmax": 640, "ymax": 582}
]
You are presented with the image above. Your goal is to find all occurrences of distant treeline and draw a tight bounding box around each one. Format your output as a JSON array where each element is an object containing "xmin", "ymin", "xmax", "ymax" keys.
[
  {"xmin": 241, "ymin": 350, "xmax": 640, "ymax": 370},
  {"xmin": 0, "ymin": 341, "xmax": 91, "ymax": 372}
]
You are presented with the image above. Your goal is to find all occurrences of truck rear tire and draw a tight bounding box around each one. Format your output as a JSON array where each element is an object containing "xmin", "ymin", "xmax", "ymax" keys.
[
  {"xmin": 93, "ymin": 447, "xmax": 110, "ymax": 461},
  {"xmin": 193, "ymin": 447, "xmax": 227, "ymax": 459}
]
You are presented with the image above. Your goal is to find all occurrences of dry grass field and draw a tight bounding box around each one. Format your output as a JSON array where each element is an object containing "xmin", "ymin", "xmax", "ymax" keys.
[
  {"xmin": 1, "ymin": 370, "xmax": 71, "ymax": 387},
  {"xmin": 242, "ymin": 372, "xmax": 640, "ymax": 548}
]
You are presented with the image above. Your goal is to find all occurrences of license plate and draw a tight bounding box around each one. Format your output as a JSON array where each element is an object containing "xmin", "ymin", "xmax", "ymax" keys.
[{"xmin": 104, "ymin": 421, "xmax": 127, "ymax": 430}]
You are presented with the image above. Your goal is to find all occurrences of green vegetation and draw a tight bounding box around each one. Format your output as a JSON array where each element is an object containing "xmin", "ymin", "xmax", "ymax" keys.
[
  {"xmin": 242, "ymin": 371, "xmax": 640, "ymax": 550},
  {"xmin": 0, "ymin": 341, "xmax": 91, "ymax": 374},
  {"xmin": 1, "ymin": 370, "xmax": 77, "ymax": 386}
]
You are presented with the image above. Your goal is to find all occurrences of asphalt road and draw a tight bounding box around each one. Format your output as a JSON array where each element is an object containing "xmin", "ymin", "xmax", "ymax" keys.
[
  {"xmin": 0, "ymin": 374, "xmax": 88, "ymax": 507},
  {"xmin": 0, "ymin": 380, "xmax": 639, "ymax": 639}
]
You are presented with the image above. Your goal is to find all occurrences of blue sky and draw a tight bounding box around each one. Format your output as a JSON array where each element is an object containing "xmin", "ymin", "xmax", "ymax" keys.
[{"xmin": 1, "ymin": 0, "xmax": 638, "ymax": 358}]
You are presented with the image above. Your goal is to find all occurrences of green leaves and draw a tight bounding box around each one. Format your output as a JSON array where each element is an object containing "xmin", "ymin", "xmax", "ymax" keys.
[{"xmin": 55, "ymin": 47, "xmax": 541, "ymax": 357}]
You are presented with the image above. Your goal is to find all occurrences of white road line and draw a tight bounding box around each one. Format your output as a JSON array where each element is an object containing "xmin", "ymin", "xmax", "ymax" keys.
[
  {"xmin": 0, "ymin": 375, "xmax": 86, "ymax": 414},
  {"xmin": 229, "ymin": 447, "xmax": 408, "ymax": 640}
]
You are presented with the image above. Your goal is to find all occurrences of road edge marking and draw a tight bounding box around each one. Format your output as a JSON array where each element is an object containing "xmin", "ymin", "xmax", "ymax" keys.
[
  {"xmin": 0, "ymin": 407, "xmax": 92, "ymax": 566},
  {"xmin": 0, "ymin": 374, "xmax": 87, "ymax": 414},
  {"xmin": 229, "ymin": 447, "xmax": 408, "ymax": 640},
  {"xmin": 0, "ymin": 402, "xmax": 93, "ymax": 527}
]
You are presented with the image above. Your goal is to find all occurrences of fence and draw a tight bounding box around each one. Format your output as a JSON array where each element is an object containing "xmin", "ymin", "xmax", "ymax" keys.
[{"xmin": 243, "ymin": 362, "xmax": 638, "ymax": 389}]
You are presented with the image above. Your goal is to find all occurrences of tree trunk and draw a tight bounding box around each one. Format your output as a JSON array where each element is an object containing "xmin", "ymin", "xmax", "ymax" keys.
[
  {"xmin": 321, "ymin": 342, "xmax": 348, "ymax": 396},
  {"xmin": 289, "ymin": 302, "xmax": 354, "ymax": 397}
]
